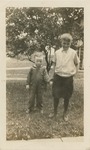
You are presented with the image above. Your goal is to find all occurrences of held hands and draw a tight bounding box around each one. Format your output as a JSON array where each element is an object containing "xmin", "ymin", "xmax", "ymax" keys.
[
  {"xmin": 26, "ymin": 85, "xmax": 29, "ymax": 89},
  {"xmin": 47, "ymin": 80, "xmax": 53, "ymax": 89},
  {"xmin": 49, "ymin": 81, "xmax": 53, "ymax": 85},
  {"xmin": 49, "ymin": 78, "xmax": 53, "ymax": 86}
]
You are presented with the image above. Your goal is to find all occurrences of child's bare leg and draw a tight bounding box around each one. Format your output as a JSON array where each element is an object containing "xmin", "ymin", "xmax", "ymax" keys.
[
  {"xmin": 63, "ymin": 98, "xmax": 69, "ymax": 121},
  {"xmin": 49, "ymin": 97, "xmax": 59, "ymax": 118},
  {"xmin": 54, "ymin": 97, "xmax": 59, "ymax": 116}
]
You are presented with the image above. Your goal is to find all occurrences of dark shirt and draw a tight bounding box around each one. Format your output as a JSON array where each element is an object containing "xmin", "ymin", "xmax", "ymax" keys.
[{"xmin": 26, "ymin": 65, "xmax": 50, "ymax": 87}]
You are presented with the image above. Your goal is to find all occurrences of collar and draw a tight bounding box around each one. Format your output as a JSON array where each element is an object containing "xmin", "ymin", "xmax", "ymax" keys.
[
  {"xmin": 33, "ymin": 64, "xmax": 42, "ymax": 69},
  {"xmin": 61, "ymin": 47, "xmax": 70, "ymax": 53}
]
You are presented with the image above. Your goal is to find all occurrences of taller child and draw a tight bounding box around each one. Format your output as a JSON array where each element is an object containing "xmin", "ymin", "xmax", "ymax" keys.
[{"xmin": 51, "ymin": 33, "xmax": 80, "ymax": 121}]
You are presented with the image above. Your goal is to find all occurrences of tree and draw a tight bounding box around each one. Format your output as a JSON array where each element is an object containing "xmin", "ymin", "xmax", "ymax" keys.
[{"xmin": 6, "ymin": 7, "xmax": 84, "ymax": 71}]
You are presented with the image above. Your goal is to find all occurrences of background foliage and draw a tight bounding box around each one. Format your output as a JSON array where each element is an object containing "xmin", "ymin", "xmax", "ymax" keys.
[{"xmin": 6, "ymin": 7, "xmax": 84, "ymax": 70}]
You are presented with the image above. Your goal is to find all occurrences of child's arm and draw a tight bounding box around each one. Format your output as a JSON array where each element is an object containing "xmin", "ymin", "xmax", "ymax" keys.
[
  {"xmin": 74, "ymin": 52, "xmax": 80, "ymax": 74},
  {"xmin": 49, "ymin": 52, "xmax": 56, "ymax": 81},
  {"xmin": 43, "ymin": 67, "xmax": 50, "ymax": 83},
  {"xmin": 43, "ymin": 52, "xmax": 56, "ymax": 83},
  {"xmin": 49, "ymin": 62, "xmax": 56, "ymax": 80}
]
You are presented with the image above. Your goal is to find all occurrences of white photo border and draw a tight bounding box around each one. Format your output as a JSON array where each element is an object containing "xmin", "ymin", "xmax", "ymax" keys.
[{"xmin": 0, "ymin": 0, "xmax": 90, "ymax": 149}]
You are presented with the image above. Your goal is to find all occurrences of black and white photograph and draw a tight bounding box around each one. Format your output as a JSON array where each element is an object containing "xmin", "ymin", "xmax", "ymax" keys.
[
  {"xmin": 6, "ymin": 6, "xmax": 84, "ymax": 141},
  {"xmin": 0, "ymin": 0, "xmax": 90, "ymax": 149}
]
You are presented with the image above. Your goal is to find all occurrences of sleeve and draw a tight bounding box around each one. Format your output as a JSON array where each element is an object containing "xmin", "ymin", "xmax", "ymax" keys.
[
  {"xmin": 43, "ymin": 68, "xmax": 50, "ymax": 83},
  {"xmin": 74, "ymin": 52, "xmax": 80, "ymax": 66},
  {"xmin": 26, "ymin": 68, "xmax": 32, "ymax": 85}
]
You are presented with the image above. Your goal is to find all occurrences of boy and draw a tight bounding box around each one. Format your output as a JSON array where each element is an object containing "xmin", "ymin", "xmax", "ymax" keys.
[
  {"xmin": 50, "ymin": 33, "xmax": 80, "ymax": 121},
  {"xmin": 26, "ymin": 53, "xmax": 50, "ymax": 114}
]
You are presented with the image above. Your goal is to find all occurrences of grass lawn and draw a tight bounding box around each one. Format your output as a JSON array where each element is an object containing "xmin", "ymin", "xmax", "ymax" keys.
[{"xmin": 6, "ymin": 76, "xmax": 84, "ymax": 140}]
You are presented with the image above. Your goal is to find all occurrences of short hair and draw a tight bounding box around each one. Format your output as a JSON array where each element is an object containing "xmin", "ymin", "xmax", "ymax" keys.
[
  {"xmin": 34, "ymin": 52, "xmax": 44, "ymax": 61},
  {"xmin": 61, "ymin": 33, "xmax": 73, "ymax": 42},
  {"xmin": 35, "ymin": 56, "xmax": 43, "ymax": 61}
]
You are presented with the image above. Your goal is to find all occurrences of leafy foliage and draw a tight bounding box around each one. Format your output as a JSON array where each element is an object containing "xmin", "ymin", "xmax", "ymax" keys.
[
  {"xmin": 6, "ymin": 7, "xmax": 84, "ymax": 53},
  {"xmin": 6, "ymin": 7, "xmax": 84, "ymax": 70}
]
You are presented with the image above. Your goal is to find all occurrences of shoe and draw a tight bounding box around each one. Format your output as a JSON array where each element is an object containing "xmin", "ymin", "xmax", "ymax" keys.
[
  {"xmin": 26, "ymin": 109, "xmax": 33, "ymax": 114},
  {"xmin": 49, "ymin": 113, "xmax": 57, "ymax": 118},
  {"xmin": 63, "ymin": 114, "xmax": 68, "ymax": 122}
]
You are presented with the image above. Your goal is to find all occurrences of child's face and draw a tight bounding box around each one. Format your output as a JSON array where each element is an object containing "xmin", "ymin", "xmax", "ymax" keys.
[
  {"xmin": 35, "ymin": 57, "xmax": 43, "ymax": 67},
  {"xmin": 61, "ymin": 39, "xmax": 71, "ymax": 50}
]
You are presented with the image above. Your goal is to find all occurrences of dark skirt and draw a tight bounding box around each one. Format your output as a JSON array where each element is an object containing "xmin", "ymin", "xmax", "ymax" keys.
[{"xmin": 52, "ymin": 74, "xmax": 73, "ymax": 99}]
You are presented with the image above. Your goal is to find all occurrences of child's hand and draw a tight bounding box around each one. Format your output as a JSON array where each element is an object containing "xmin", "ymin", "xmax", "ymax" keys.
[
  {"xmin": 49, "ymin": 81, "xmax": 53, "ymax": 85},
  {"xmin": 26, "ymin": 85, "xmax": 29, "ymax": 89}
]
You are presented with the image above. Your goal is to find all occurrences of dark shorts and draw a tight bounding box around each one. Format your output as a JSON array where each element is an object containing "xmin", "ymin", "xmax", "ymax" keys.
[{"xmin": 52, "ymin": 74, "xmax": 73, "ymax": 99}]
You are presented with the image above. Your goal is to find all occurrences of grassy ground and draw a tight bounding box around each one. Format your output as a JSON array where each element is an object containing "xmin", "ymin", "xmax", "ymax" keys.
[
  {"xmin": 6, "ymin": 78, "xmax": 83, "ymax": 140},
  {"xmin": 6, "ymin": 57, "xmax": 84, "ymax": 140}
]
